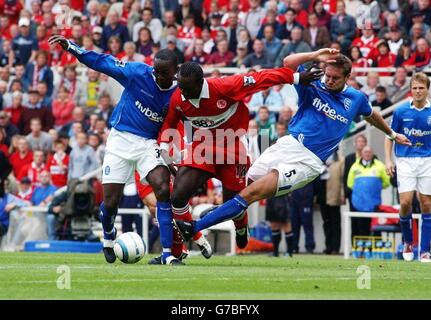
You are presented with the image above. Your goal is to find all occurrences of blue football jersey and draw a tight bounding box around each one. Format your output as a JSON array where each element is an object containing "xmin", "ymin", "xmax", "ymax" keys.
[
  {"xmin": 391, "ymin": 100, "xmax": 431, "ymax": 157},
  {"xmin": 288, "ymin": 66, "xmax": 373, "ymax": 162},
  {"xmin": 67, "ymin": 41, "xmax": 176, "ymax": 139}
]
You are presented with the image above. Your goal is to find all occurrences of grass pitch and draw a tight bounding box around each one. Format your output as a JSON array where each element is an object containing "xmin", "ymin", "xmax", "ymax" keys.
[{"xmin": 0, "ymin": 252, "xmax": 431, "ymax": 300}]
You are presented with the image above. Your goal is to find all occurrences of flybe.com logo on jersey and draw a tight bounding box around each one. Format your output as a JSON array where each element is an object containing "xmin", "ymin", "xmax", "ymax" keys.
[
  {"xmin": 135, "ymin": 100, "xmax": 164, "ymax": 123},
  {"xmin": 403, "ymin": 127, "xmax": 431, "ymax": 137},
  {"xmin": 312, "ymin": 98, "xmax": 348, "ymax": 124}
]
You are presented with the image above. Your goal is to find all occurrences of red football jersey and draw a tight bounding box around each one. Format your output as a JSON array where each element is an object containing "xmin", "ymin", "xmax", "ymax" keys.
[
  {"xmin": 46, "ymin": 153, "xmax": 69, "ymax": 187},
  {"xmin": 160, "ymin": 68, "xmax": 295, "ymax": 164},
  {"xmin": 351, "ymin": 36, "xmax": 380, "ymax": 60}
]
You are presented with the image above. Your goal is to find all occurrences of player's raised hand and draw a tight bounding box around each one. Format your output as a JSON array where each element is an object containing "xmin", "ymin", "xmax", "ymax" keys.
[
  {"xmin": 394, "ymin": 133, "xmax": 412, "ymax": 146},
  {"xmin": 385, "ymin": 160, "xmax": 395, "ymax": 177},
  {"xmin": 314, "ymin": 48, "xmax": 340, "ymax": 64},
  {"xmin": 48, "ymin": 35, "xmax": 69, "ymax": 50},
  {"xmin": 299, "ymin": 66, "xmax": 324, "ymax": 85}
]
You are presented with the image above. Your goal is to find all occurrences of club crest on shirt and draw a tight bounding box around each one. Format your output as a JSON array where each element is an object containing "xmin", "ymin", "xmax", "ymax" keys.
[
  {"xmin": 343, "ymin": 98, "xmax": 352, "ymax": 111},
  {"xmin": 216, "ymin": 99, "xmax": 227, "ymax": 109}
]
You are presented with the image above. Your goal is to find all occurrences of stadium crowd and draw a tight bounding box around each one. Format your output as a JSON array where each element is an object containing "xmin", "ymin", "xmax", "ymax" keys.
[{"xmin": 0, "ymin": 0, "xmax": 429, "ymax": 253}]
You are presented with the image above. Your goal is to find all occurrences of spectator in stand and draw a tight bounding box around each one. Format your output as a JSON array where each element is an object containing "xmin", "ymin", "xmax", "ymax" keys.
[
  {"xmin": 91, "ymin": 26, "xmax": 103, "ymax": 50},
  {"xmin": 46, "ymin": 139, "xmax": 69, "ymax": 188},
  {"xmin": 237, "ymin": 28, "xmax": 253, "ymax": 54},
  {"xmin": 12, "ymin": 17, "xmax": 38, "ymax": 65},
  {"xmin": 0, "ymin": 128, "xmax": 8, "ymax": 157},
  {"xmin": 101, "ymin": 11, "xmax": 130, "ymax": 51},
  {"xmin": 205, "ymin": 39, "xmax": 234, "ymax": 68},
  {"xmin": 9, "ymin": 135, "xmax": 33, "ymax": 177},
  {"xmin": 0, "ymin": 111, "xmax": 19, "ymax": 145},
  {"xmin": 248, "ymin": 88, "xmax": 284, "ymax": 115},
  {"xmin": 161, "ymin": 11, "xmax": 180, "ymax": 39},
  {"xmin": 367, "ymin": 40, "xmax": 397, "ymax": 76},
  {"xmin": 26, "ymin": 118, "xmax": 52, "ymax": 152},
  {"xmin": 290, "ymin": 0, "xmax": 308, "ymax": 28},
  {"xmin": 52, "ymin": 86, "xmax": 75, "ymax": 130},
  {"xmin": 37, "ymin": 82, "xmax": 52, "ymax": 110},
  {"xmin": 82, "ymin": 34, "xmax": 102, "ymax": 53},
  {"xmin": 68, "ymin": 121, "xmax": 84, "ymax": 149},
  {"xmin": 276, "ymin": 26, "xmax": 311, "ymax": 67},
  {"xmin": 17, "ymin": 148, "xmax": 45, "ymax": 184},
  {"xmin": 241, "ymin": 38, "xmax": 273, "ymax": 69},
  {"xmin": 83, "ymin": 69, "xmax": 109, "ymax": 115},
  {"xmin": 360, "ymin": 71, "xmax": 380, "ymax": 102},
  {"xmin": 18, "ymin": 89, "xmax": 54, "ymax": 135},
  {"xmin": 15, "ymin": 176, "xmax": 34, "ymax": 201},
  {"xmin": 347, "ymin": 145, "xmax": 390, "ymax": 237},
  {"xmin": 303, "ymin": 12, "xmax": 331, "ymax": 50},
  {"xmin": 88, "ymin": 132, "xmax": 105, "ymax": 165},
  {"xmin": 386, "ymin": 66, "xmax": 410, "ymax": 104},
  {"xmin": 403, "ymin": 37, "xmax": 431, "ymax": 71},
  {"xmin": 277, "ymin": 105, "xmax": 293, "ymax": 128},
  {"xmin": 135, "ymin": 27, "xmax": 154, "ymax": 58},
  {"xmin": 243, "ymin": 0, "xmax": 266, "ymax": 40},
  {"xmin": 351, "ymin": 22, "xmax": 380, "ymax": 59},
  {"xmin": 0, "ymin": 146, "xmax": 12, "ymax": 198},
  {"xmin": 122, "ymin": 41, "xmax": 145, "ymax": 63},
  {"xmin": 208, "ymin": 12, "xmax": 225, "ymax": 40},
  {"xmin": 371, "ymin": 86, "xmax": 393, "ymax": 111},
  {"xmin": 160, "ymin": 24, "xmax": 187, "ymax": 52},
  {"xmin": 231, "ymin": 42, "xmax": 249, "ymax": 67},
  {"xmin": 0, "ymin": 187, "xmax": 29, "ymax": 240},
  {"xmin": 58, "ymin": 65, "xmax": 85, "ymax": 107},
  {"xmin": 0, "ymin": 39, "xmax": 16, "ymax": 69},
  {"xmin": 97, "ymin": 92, "xmax": 114, "ymax": 126},
  {"xmin": 409, "ymin": 10, "xmax": 430, "ymax": 38},
  {"xmin": 355, "ymin": 0, "xmax": 381, "ymax": 30},
  {"xmin": 174, "ymin": 0, "xmax": 204, "ymax": 29},
  {"xmin": 165, "ymin": 35, "xmax": 185, "ymax": 64},
  {"xmin": 60, "ymin": 107, "xmax": 89, "ymax": 138},
  {"xmin": 247, "ymin": 119, "xmax": 265, "ymax": 163},
  {"xmin": 256, "ymin": 9, "xmax": 282, "ymax": 40},
  {"xmin": 31, "ymin": 170, "xmax": 57, "ymax": 206},
  {"xmin": 312, "ymin": 0, "xmax": 333, "ymax": 30},
  {"xmin": 378, "ymin": 12, "xmax": 407, "ymax": 41},
  {"xmin": 349, "ymin": 46, "xmax": 370, "ymax": 76},
  {"xmin": 411, "ymin": 22, "xmax": 427, "ymax": 48},
  {"xmin": 261, "ymin": 24, "xmax": 282, "ymax": 60},
  {"xmin": 330, "ymin": 0, "xmax": 357, "ymax": 54},
  {"xmin": 387, "ymin": 26, "xmax": 404, "ymax": 56},
  {"xmin": 225, "ymin": 11, "xmax": 241, "ymax": 53},
  {"xmin": 255, "ymin": 106, "xmax": 277, "ymax": 142},
  {"xmin": 395, "ymin": 39, "xmax": 413, "ymax": 67},
  {"xmin": 184, "ymin": 38, "xmax": 210, "ymax": 65},
  {"xmin": 132, "ymin": 8, "xmax": 163, "ymax": 44},
  {"xmin": 106, "ymin": 35, "xmax": 125, "ymax": 60},
  {"xmin": 68, "ymin": 132, "xmax": 98, "ymax": 180},
  {"xmin": 277, "ymin": 8, "xmax": 303, "ymax": 43},
  {"xmin": 177, "ymin": 15, "xmax": 202, "ymax": 49},
  {"xmin": 13, "ymin": 63, "xmax": 29, "ymax": 92},
  {"xmin": 3, "ymin": 91, "xmax": 24, "ymax": 126}
]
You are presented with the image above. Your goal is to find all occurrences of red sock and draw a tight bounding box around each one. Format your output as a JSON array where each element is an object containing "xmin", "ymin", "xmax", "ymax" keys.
[
  {"xmin": 233, "ymin": 211, "xmax": 248, "ymax": 230},
  {"xmin": 173, "ymin": 204, "xmax": 203, "ymax": 241},
  {"xmin": 171, "ymin": 228, "xmax": 184, "ymax": 258}
]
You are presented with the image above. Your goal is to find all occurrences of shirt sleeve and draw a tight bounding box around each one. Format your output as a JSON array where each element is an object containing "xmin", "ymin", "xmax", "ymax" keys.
[
  {"xmin": 390, "ymin": 109, "xmax": 401, "ymax": 133},
  {"xmin": 357, "ymin": 95, "xmax": 374, "ymax": 117},
  {"xmin": 212, "ymin": 67, "xmax": 295, "ymax": 101},
  {"xmin": 66, "ymin": 40, "xmax": 147, "ymax": 87}
]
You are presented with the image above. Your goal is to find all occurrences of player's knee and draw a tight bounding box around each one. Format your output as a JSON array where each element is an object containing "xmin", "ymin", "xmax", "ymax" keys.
[
  {"xmin": 399, "ymin": 199, "xmax": 412, "ymax": 212},
  {"xmin": 171, "ymin": 188, "xmax": 189, "ymax": 208},
  {"xmin": 153, "ymin": 183, "xmax": 170, "ymax": 202},
  {"xmin": 420, "ymin": 197, "xmax": 431, "ymax": 213},
  {"xmin": 104, "ymin": 194, "xmax": 120, "ymax": 210}
]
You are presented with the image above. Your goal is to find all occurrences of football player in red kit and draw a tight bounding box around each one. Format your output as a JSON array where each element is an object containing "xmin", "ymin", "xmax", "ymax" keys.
[{"xmin": 159, "ymin": 62, "xmax": 323, "ymax": 249}]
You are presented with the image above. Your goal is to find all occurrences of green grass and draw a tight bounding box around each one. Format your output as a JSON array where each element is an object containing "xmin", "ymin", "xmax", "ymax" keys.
[{"xmin": 0, "ymin": 252, "xmax": 430, "ymax": 299}]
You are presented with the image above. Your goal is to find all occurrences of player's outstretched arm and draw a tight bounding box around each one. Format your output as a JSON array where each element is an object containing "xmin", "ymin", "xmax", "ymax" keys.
[
  {"xmin": 365, "ymin": 109, "xmax": 412, "ymax": 146},
  {"xmin": 282, "ymin": 48, "xmax": 340, "ymax": 71},
  {"xmin": 48, "ymin": 35, "xmax": 130, "ymax": 87},
  {"xmin": 384, "ymin": 138, "xmax": 395, "ymax": 177}
]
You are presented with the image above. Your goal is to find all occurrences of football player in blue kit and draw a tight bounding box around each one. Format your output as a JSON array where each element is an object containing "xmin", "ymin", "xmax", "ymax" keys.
[
  {"xmin": 48, "ymin": 35, "xmax": 211, "ymax": 265},
  {"xmin": 174, "ymin": 49, "xmax": 412, "ymax": 242}
]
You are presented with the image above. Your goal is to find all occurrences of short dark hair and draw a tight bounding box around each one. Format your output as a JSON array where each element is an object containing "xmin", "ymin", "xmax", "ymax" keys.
[
  {"xmin": 155, "ymin": 48, "xmax": 179, "ymax": 66},
  {"xmin": 326, "ymin": 54, "xmax": 352, "ymax": 77},
  {"xmin": 179, "ymin": 62, "xmax": 204, "ymax": 82},
  {"xmin": 375, "ymin": 86, "xmax": 386, "ymax": 94}
]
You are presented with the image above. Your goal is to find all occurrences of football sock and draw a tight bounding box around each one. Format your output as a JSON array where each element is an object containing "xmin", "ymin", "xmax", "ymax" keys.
[
  {"xmin": 173, "ymin": 204, "xmax": 203, "ymax": 241},
  {"xmin": 421, "ymin": 214, "xmax": 431, "ymax": 253},
  {"xmin": 100, "ymin": 202, "xmax": 117, "ymax": 240},
  {"xmin": 233, "ymin": 211, "xmax": 248, "ymax": 230},
  {"xmin": 271, "ymin": 229, "xmax": 281, "ymax": 257},
  {"xmin": 285, "ymin": 231, "xmax": 294, "ymax": 256},
  {"xmin": 399, "ymin": 214, "xmax": 413, "ymax": 244},
  {"xmin": 194, "ymin": 195, "xmax": 248, "ymax": 233},
  {"xmin": 156, "ymin": 201, "xmax": 174, "ymax": 262}
]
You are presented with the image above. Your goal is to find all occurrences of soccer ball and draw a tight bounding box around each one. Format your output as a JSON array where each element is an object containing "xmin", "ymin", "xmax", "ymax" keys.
[{"xmin": 114, "ymin": 232, "xmax": 146, "ymax": 264}]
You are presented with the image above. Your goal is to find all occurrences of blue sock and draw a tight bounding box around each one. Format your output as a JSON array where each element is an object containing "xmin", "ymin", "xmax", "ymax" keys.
[
  {"xmin": 194, "ymin": 195, "xmax": 248, "ymax": 233},
  {"xmin": 156, "ymin": 201, "xmax": 173, "ymax": 262},
  {"xmin": 399, "ymin": 214, "xmax": 413, "ymax": 244},
  {"xmin": 100, "ymin": 202, "xmax": 116, "ymax": 240},
  {"xmin": 421, "ymin": 214, "xmax": 431, "ymax": 253}
]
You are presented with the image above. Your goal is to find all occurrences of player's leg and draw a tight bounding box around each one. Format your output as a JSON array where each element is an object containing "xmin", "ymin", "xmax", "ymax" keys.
[
  {"xmin": 399, "ymin": 191, "xmax": 415, "ymax": 261},
  {"xmin": 270, "ymin": 221, "xmax": 282, "ymax": 257},
  {"xmin": 282, "ymin": 222, "xmax": 294, "ymax": 257},
  {"xmin": 418, "ymin": 189, "xmax": 431, "ymax": 262},
  {"xmin": 100, "ymin": 183, "xmax": 125, "ymax": 263},
  {"xmin": 171, "ymin": 166, "xmax": 213, "ymax": 258},
  {"xmin": 142, "ymin": 191, "xmax": 157, "ymax": 216},
  {"xmin": 146, "ymin": 165, "xmax": 183, "ymax": 265}
]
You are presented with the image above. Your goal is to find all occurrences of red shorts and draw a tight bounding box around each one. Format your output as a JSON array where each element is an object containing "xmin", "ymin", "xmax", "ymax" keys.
[
  {"xmin": 178, "ymin": 160, "xmax": 250, "ymax": 192},
  {"xmin": 135, "ymin": 172, "xmax": 153, "ymax": 199}
]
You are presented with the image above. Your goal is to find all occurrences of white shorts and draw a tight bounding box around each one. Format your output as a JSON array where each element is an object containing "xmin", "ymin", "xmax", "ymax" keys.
[
  {"xmin": 396, "ymin": 157, "xmax": 431, "ymax": 195},
  {"xmin": 102, "ymin": 128, "xmax": 166, "ymax": 185},
  {"xmin": 247, "ymin": 135, "xmax": 324, "ymax": 196}
]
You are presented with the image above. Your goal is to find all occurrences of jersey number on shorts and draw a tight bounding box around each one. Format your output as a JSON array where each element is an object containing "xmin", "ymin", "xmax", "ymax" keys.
[{"xmin": 155, "ymin": 148, "xmax": 161, "ymax": 159}]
